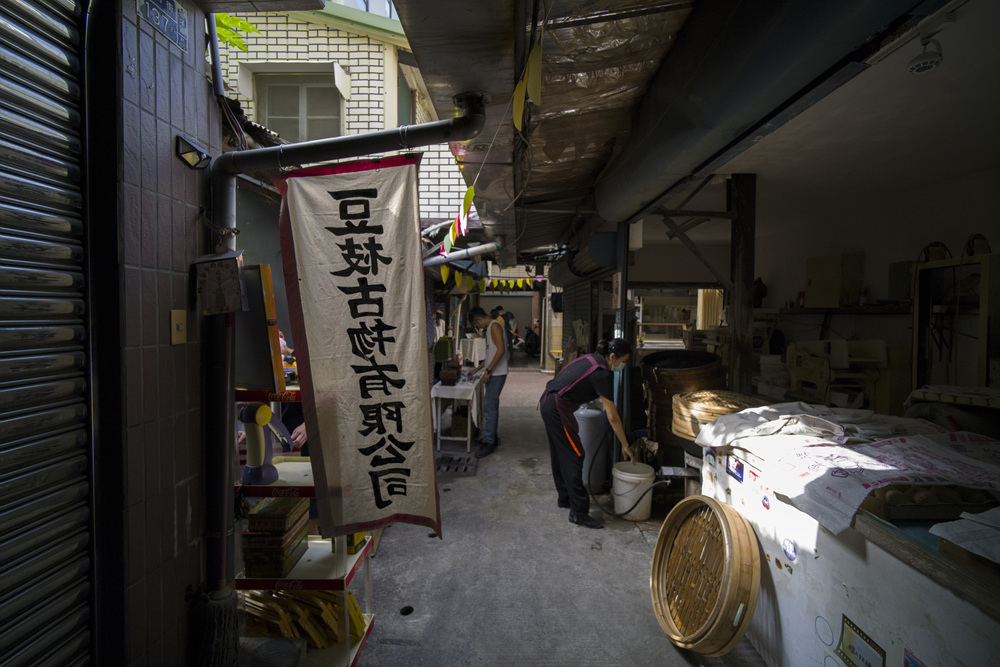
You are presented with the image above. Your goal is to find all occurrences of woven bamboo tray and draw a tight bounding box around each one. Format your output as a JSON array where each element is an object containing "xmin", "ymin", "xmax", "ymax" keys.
[
  {"xmin": 650, "ymin": 495, "xmax": 760, "ymax": 657},
  {"xmin": 671, "ymin": 390, "xmax": 768, "ymax": 441}
]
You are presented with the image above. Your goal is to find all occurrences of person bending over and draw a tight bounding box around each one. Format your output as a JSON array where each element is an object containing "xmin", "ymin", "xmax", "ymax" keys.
[{"xmin": 538, "ymin": 338, "xmax": 634, "ymax": 529}]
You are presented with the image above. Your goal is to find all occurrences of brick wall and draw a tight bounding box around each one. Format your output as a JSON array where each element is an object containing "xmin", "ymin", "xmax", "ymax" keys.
[
  {"xmin": 419, "ymin": 144, "xmax": 469, "ymax": 221},
  {"xmin": 217, "ymin": 14, "xmax": 469, "ymax": 221},
  {"xmin": 117, "ymin": 3, "xmax": 217, "ymax": 664}
]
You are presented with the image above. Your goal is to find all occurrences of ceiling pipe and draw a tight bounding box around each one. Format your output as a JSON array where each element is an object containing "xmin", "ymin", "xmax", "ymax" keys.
[
  {"xmin": 210, "ymin": 91, "xmax": 486, "ymax": 250},
  {"xmin": 423, "ymin": 241, "xmax": 501, "ymax": 268},
  {"xmin": 421, "ymin": 218, "xmax": 456, "ymax": 237}
]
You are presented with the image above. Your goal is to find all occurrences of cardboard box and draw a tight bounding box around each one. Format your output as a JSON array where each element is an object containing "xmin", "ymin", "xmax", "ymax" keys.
[
  {"xmin": 451, "ymin": 413, "xmax": 471, "ymax": 436},
  {"xmin": 805, "ymin": 252, "xmax": 865, "ymax": 308}
]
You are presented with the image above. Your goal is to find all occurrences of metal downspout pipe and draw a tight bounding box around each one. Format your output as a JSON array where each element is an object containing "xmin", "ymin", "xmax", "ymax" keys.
[
  {"xmin": 615, "ymin": 222, "xmax": 631, "ymax": 461},
  {"xmin": 202, "ymin": 38, "xmax": 485, "ymax": 590}
]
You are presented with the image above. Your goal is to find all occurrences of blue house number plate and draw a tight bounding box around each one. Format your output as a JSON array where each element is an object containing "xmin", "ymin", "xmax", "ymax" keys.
[{"xmin": 137, "ymin": 0, "xmax": 189, "ymax": 53}]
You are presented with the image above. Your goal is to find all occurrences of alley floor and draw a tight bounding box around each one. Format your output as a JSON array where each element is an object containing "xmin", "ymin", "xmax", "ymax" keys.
[{"xmin": 352, "ymin": 368, "xmax": 766, "ymax": 667}]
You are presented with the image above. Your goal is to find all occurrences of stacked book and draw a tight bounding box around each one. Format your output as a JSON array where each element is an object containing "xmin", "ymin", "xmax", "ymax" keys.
[{"xmin": 243, "ymin": 497, "xmax": 310, "ymax": 578}]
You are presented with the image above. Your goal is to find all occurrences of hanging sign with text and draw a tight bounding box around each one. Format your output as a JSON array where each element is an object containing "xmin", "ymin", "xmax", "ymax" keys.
[{"xmin": 280, "ymin": 156, "xmax": 440, "ymax": 537}]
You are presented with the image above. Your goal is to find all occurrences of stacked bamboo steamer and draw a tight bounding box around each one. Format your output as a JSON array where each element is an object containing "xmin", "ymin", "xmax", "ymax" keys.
[
  {"xmin": 650, "ymin": 495, "xmax": 760, "ymax": 656},
  {"xmin": 672, "ymin": 390, "xmax": 768, "ymax": 441}
]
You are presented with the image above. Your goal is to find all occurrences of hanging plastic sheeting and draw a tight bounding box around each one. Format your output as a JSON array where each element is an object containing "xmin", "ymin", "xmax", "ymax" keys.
[{"xmin": 514, "ymin": 2, "xmax": 693, "ymax": 256}]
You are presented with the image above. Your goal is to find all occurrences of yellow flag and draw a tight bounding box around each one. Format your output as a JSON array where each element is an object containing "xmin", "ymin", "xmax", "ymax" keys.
[
  {"xmin": 526, "ymin": 44, "xmax": 542, "ymax": 104},
  {"xmin": 479, "ymin": 280, "xmax": 486, "ymax": 292},
  {"xmin": 460, "ymin": 186, "xmax": 475, "ymax": 234},
  {"xmin": 465, "ymin": 276, "xmax": 474, "ymax": 291},
  {"xmin": 441, "ymin": 265, "xmax": 449, "ymax": 284},
  {"xmin": 512, "ymin": 79, "xmax": 526, "ymax": 131},
  {"xmin": 517, "ymin": 278, "xmax": 524, "ymax": 289},
  {"xmin": 455, "ymin": 271, "xmax": 463, "ymax": 287}
]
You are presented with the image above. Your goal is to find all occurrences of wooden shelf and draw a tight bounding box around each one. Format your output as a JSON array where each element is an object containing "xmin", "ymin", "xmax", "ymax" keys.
[
  {"xmin": 238, "ymin": 457, "xmax": 315, "ymax": 497},
  {"xmin": 235, "ymin": 536, "xmax": 372, "ymax": 591}
]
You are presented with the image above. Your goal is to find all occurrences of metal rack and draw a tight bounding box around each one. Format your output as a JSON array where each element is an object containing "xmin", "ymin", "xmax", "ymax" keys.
[{"xmin": 235, "ymin": 391, "xmax": 374, "ymax": 665}]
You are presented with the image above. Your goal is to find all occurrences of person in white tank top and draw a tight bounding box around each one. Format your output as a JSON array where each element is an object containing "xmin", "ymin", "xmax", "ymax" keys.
[{"xmin": 469, "ymin": 307, "xmax": 507, "ymax": 457}]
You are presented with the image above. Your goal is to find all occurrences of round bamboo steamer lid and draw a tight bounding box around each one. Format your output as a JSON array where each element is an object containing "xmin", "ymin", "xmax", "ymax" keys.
[
  {"xmin": 650, "ymin": 495, "xmax": 760, "ymax": 657},
  {"xmin": 671, "ymin": 391, "xmax": 767, "ymax": 441},
  {"xmin": 671, "ymin": 413, "xmax": 700, "ymax": 441}
]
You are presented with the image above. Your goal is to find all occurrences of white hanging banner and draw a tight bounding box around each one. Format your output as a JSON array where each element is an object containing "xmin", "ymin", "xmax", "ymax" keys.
[{"xmin": 279, "ymin": 155, "xmax": 441, "ymax": 537}]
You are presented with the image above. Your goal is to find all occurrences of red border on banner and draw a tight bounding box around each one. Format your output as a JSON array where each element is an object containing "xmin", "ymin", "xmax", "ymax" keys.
[
  {"xmin": 287, "ymin": 154, "xmax": 421, "ymax": 177},
  {"xmin": 276, "ymin": 154, "xmax": 422, "ymax": 195}
]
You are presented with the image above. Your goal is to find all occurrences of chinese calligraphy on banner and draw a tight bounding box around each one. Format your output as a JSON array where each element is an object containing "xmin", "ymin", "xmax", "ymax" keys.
[{"xmin": 279, "ymin": 156, "xmax": 441, "ymax": 538}]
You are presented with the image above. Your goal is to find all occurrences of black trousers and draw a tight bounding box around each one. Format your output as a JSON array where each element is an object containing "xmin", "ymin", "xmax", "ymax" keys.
[{"xmin": 540, "ymin": 394, "xmax": 589, "ymax": 514}]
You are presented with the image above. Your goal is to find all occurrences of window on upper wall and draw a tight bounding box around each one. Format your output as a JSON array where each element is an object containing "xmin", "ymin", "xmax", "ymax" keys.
[
  {"xmin": 397, "ymin": 68, "xmax": 415, "ymax": 126},
  {"xmin": 339, "ymin": 0, "xmax": 397, "ymax": 19},
  {"xmin": 256, "ymin": 74, "xmax": 342, "ymax": 143}
]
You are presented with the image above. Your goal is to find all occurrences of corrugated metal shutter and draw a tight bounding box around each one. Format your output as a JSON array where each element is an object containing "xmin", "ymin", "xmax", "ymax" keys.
[
  {"xmin": 0, "ymin": 1, "xmax": 91, "ymax": 665},
  {"xmin": 560, "ymin": 281, "xmax": 591, "ymax": 361}
]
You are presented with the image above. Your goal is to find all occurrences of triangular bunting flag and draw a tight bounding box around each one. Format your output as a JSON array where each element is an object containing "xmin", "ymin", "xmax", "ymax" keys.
[
  {"xmin": 526, "ymin": 44, "xmax": 542, "ymax": 104},
  {"xmin": 517, "ymin": 278, "xmax": 524, "ymax": 289},
  {"xmin": 454, "ymin": 271, "xmax": 463, "ymax": 287},
  {"xmin": 442, "ymin": 234, "xmax": 453, "ymax": 255},
  {"xmin": 441, "ymin": 265, "xmax": 449, "ymax": 284},
  {"xmin": 512, "ymin": 79, "xmax": 526, "ymax": 131},
  {"xmin": 460, "ymin": 186, "xmax": 475, "ymax": 235},
  {"xmin": 479, "ymin": 280, "xmax": 486, "ymax": 293},
  {"xmin": 465, "ymin": 276, "xmax": 474, "ymax": 291}
]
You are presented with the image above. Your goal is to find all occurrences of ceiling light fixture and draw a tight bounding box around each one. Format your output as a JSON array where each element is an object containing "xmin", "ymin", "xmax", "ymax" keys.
[
  {"xmin": 908, "ymin": 37, "xmax": 944, "ymax": 74},
  {"xmin": 175, "ymin": 135, "xmax": 211, "ymax": 169}
]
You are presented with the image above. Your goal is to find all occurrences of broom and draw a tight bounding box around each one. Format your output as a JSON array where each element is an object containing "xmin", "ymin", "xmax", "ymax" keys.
[{"xmin": 187, "ymin": 587, "xmax": 239, "ymax": 666}]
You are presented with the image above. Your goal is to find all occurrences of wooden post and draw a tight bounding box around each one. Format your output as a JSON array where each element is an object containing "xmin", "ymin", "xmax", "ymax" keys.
[{"xmin": 728, "ymin": 174, "xmax": 756, "ymax": 394}]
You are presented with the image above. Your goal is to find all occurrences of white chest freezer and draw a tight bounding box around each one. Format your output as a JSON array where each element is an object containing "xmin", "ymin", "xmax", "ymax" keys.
[{"xmin": 701, "ymin": 445, "xmax": 999, "ymax": 667}]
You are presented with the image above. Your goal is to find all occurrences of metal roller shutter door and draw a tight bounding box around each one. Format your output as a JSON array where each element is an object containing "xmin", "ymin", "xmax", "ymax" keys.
[
  {"xmin": 560, "ymin": 281, "xmax": 591, "ymax": 358},
  {"xmin": 0, "ymin": 1, "xmax": 91, "ymax": 665}
]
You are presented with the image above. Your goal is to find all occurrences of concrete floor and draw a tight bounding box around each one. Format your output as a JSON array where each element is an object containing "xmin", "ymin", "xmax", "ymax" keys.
[{"xmin": 356, "ymin": 368, "xmax": 766, "ymax": 667}]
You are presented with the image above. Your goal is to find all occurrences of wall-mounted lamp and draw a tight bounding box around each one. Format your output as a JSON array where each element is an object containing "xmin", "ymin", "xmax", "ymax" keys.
[
  {"xmin": 908, "ymin": 37, "xmax": 943, "ymax": 74},
  {"xmin": 175, "ymin": 135, "xmax": 211, "ymax": 169}
]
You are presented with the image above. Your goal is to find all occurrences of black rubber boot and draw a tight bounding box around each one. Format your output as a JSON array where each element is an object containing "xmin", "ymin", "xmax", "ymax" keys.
[{"xmin": 568, "ymin": 511, "xmax": 603, "ymax": 529}]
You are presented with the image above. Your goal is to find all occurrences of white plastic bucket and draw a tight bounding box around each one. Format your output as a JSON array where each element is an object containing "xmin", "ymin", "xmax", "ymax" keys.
[{"xmin": 612, "ymin": 461, "xmax": 655, "ymax": 521}]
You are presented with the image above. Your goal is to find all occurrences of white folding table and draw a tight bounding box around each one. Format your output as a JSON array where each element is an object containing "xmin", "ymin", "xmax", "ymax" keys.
[
  {"xmin": 458, "ymin": 337, "xmax": 486, "ymax": 366},
  {"xmin": 430, "ymin": 378, "xmax": 484, "ymax": 451}
]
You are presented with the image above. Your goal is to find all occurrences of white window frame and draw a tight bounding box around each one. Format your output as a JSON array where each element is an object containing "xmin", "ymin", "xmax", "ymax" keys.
[
  {"xmin": 239, "ymin": 61, "xmax": 351, "ymax": 101},
  {"xmin": 255, "ymin": 73, "xmax": 345, "ymax": 143}
]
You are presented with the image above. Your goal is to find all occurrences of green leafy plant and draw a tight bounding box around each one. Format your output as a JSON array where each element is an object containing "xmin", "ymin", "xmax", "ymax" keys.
[{"xmin": 215, "ymin": 13, "xmax": 259, "ymax": 52}]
